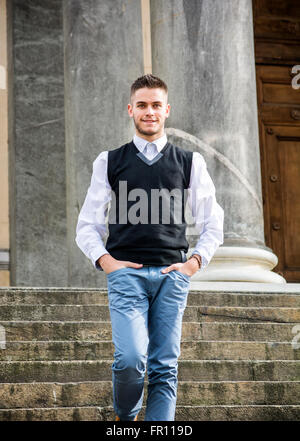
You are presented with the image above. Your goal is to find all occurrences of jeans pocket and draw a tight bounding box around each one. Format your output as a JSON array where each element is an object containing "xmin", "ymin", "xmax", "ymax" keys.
[
  {"xmin": 106, "ymin": 267, "xmax": 129, "ymax": 277},
  {"xmin": 173, "ymin": 269, "xmax": 191, "ymax": 283}
]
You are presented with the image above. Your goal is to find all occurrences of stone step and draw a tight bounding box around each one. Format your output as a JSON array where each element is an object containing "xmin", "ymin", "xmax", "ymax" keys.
[
  {"xmin": 0, "ymin": 340, "xmax": 299, "ymax": 361},
  {"xmin": 197, "ymin": 322, "xmax": 300, "ymax": 342},
  {"xmin": 0, "ymin": 381, "xmax": 299, "ymax": 408},
  {"xmin": 0, "ymin": 289, "xmax": 108, "ymax": 305},
  {"xmin": 188, "ymin": 292, "xmax": 300, "ymax": 308},
  {"xmin": 0, "ymin": 360, "xmax": 299, "ymax": 383},
  {"xmin": 1, "ymin": 321, "xmax": 298, "ymax": 342},
  {"xmin": 1, "ymin": 288, "xmax": 300, "ymax": 307},
  {"xmin": 0, "ymin": 405, "xmax": 299, "ymax": 421},
  {"xmin": 0, "ymin": 321, "xmax": 113, "ymax": 342},
  {"xmin": 0, "ymin": 305, "xmax": 111, "ymax": 322},
  {"xmin": 0, "ymin": 305, "xmax": 299, "ymax": 323},
  {"xmin": 186, "ymin": 306, "xmax": 300, "ymax": 323}
]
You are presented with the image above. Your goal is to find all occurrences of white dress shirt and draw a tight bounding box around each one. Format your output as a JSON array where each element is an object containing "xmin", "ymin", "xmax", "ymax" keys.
[{"xmin": 75, "ymin": 133, "xmax": 224, "ymax": 270}]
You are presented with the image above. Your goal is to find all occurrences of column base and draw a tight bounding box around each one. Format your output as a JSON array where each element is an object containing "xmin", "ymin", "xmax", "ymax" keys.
[{"xmin": 191, "ymin": 246, "xmax": 286, "ymax": 284}]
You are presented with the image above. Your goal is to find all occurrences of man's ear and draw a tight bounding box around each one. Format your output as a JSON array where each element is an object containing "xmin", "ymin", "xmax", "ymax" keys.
[
  {"xmin": 127, "ymin": 103, "xmax": 133, "ymax": 117},
  {"xmin": 165, "ymin": 103, "xmax": 170, "ymax": 118}
]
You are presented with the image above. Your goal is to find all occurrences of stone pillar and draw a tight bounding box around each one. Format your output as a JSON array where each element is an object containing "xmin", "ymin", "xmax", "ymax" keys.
[
  {"xmin": 7, "ymin": 0, "xmax": 67, "ymax": 286},
  {"xmin": 0, "ymin": 0, "xmax": 9, "ymax": 286},
  {"xmin": 151, "ymin": 0, "xmax": 284, "ymax": 283},
  {"xmin": 64, "ymin": 0, "xmax": 144, "ymax": 287}
]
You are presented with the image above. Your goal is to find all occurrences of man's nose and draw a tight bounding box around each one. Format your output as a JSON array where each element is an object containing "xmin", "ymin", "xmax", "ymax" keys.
[{"xmin": 146, "ymin": 106, "xmax": 155, "ymax": 114}]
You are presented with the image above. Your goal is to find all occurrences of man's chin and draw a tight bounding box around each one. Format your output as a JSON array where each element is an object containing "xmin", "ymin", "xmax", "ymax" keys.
[
  {"xmin": 134, "ymin": 120, "xmax": 164, "ymax": 138},
  {"xmin": 138, "ymin": 129, "xmax": 157, "ymax": 136},
  {"xmin": 136, "ymin": 126, "xmax": 161, "ymax": 137}
]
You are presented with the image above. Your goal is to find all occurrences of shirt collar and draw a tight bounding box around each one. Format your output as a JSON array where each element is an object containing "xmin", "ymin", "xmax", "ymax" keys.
[{"xmin": 133, "ymin": 133, "xmax": 168, "ymax": 153}]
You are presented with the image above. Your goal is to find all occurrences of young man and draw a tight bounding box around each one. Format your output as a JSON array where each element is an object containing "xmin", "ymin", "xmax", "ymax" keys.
[{"xmin": 76, "ymin": 74, "xmax": 224, "ymax": 421}]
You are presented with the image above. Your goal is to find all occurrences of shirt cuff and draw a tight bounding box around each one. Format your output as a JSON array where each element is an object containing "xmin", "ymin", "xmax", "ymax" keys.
[
  {"xmin": 90, "ymin": 248, "xmax": 110, "ymax": 271},
  {"xmin": 191, "ymin": 251, "xmax": 209, "ymax": 270}
]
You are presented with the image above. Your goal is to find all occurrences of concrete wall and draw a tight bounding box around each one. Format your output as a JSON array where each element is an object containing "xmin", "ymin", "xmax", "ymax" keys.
[
  {"xmin": 5, "ymin": 0, "xmax": 145, "ymax": 287},
  {"xmin": 64, "ymin": 0, "xmax": 144, "ymax": 287},
  {"xmin": 7, "ymin": 0, "xmax": 67, "ymax": 286},
  {"xmin": 0, "ymin": 0, "xmax": 9, "ymax": 286},
  {"xmin": 4, "ymin": 0, "xmax": 271, "ymax": 287}
]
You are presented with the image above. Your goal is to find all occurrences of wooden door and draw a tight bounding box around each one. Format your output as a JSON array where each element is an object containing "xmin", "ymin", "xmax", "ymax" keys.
[
  {"xmin": 256, "ymin": 66, "xmax": 300, "ymax": 281},
  {"xmin": 254, "ymin": 0, "xmax": 300, "ymax": 282}
]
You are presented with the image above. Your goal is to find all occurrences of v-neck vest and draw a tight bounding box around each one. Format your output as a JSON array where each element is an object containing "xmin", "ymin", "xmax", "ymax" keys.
[{"xmin": 106, "ymin": 141, "xmax": 193, "ymax": 266}]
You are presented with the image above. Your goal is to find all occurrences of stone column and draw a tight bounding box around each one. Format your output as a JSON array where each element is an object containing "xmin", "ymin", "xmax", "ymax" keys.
[
  {"xmin": 64, "ymin": 0, "xmax": 144, "ymax": 287},
  {"xmin": 0, "ymin": 0, "xmax": 9, "ymax": 286},
  {"xmin": 151, "ymin": 0, "xmax": 284, "ymax": 283},
  {"xmin": 7, "ymin": 0, "xmax": 67, "ymax": 286}
]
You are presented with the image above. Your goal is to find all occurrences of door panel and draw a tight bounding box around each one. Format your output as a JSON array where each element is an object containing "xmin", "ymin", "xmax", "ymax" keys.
[
  {"xmin": 254, "ymin": 1, "xmax": 300, "ymax": 282},
  {"xmin": 257, "ymin": 65, "xmax": 300, "ymax": 282}
]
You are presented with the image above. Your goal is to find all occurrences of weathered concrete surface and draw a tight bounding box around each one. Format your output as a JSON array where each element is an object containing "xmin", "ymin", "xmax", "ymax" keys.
[
  {"xmin": 0, "ymin": 288, "xmax": 108, "ymax": 305},
  {"xmin": 1, "ymin": 405, "xmax": 300, "ymax": 421},
  {"xmin": 0, "ymin": 360, "xmax": 299, "ymax": 383},
  {"xmin": 0, "ymin": 287, "xmax": 299, "ymax": 420},
  {"xmin": 0, "ymin": 304, "xmax": 299, "ymax": 323},
  {"xmin": 63, "ymin": 0, "xmax": 144, "ymax": 287},
  {"xmin": 1, "ymin": 287, "xmax": 300, "ymax": 306},
  {"xmin": 0, "ymin": 320, "xmax": 113, "ymax": 342},
  {"xmin": 151, "ymin": 0, "xmax": 266, "ymax": 251},
  {"xmin": 7, "ymin": 0, "xmax": 67, "ymax": 286},
  {"xmin": 0, "ymin": 381, "xmax": 299, "ymax": 408},
  {"xmin": 7, "ymin": 0, "xmax": 145, "ymax": 288},
  {"xmin": 1, "ymin": 320, "xmax": 299, "ymax": 343},
  {"xmin": 1, "ymin": 341, "xmax": 299, "ymax": 362}
]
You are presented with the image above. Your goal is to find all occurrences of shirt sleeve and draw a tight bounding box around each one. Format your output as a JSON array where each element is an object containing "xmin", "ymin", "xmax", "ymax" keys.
[
  {"xmin": 75, "ymin": 151, "xmax": 111, "ymax": 271},
  {"xmin": 187, "ymin": 152, "xmax": 224, "ymax": 269}
]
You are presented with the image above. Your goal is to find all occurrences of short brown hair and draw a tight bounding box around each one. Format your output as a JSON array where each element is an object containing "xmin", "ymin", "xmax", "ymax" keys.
[{"xmin": 130, "ymin": 74, "xmax": 168, "ymax": 100}]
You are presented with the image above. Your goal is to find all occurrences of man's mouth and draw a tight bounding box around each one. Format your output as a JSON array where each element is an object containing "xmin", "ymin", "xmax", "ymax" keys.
[{"xmin": 142, "ymin": 120, "xmax": 157, "ymax": 123}]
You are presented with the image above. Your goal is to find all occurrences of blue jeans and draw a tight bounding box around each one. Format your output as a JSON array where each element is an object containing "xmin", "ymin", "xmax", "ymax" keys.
[{"xmin": 106, "ymin": 265, "xmax": 190, "ymax": 421}]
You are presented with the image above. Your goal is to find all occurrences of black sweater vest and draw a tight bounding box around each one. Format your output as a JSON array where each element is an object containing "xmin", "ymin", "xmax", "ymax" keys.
[{"xmin": 106, "ymin": 140, "xmax": 193, "ymax": 266}]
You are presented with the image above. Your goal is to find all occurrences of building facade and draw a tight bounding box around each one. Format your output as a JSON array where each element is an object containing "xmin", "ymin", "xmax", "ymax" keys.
[{"xmin": 0, "ymin": 0, "xmax": 299, "ymax": 288}]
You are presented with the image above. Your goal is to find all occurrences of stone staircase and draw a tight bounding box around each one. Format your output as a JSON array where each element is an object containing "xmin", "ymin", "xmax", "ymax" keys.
[{"xmin": 0, "ymin": 287, "xmax": 300, "ymax": 420}]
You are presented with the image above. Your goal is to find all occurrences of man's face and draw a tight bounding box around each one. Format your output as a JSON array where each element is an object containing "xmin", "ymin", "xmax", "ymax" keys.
[{"xmin": 128, "ymin": 87, "xmax": 170, "ymax": 140}]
